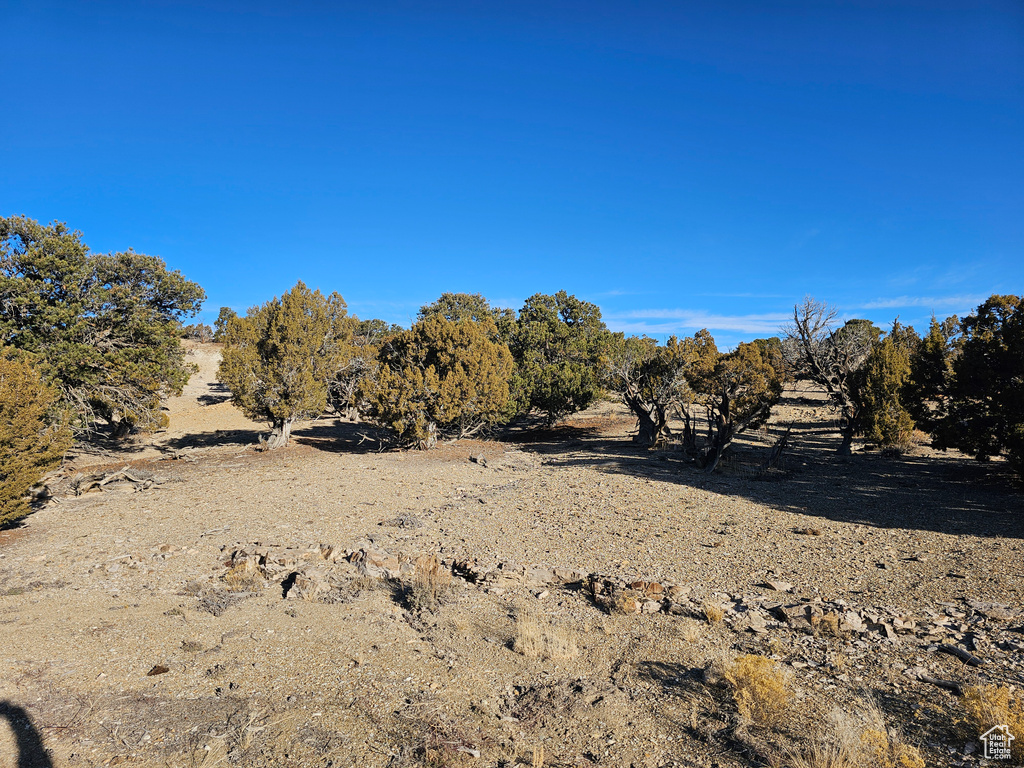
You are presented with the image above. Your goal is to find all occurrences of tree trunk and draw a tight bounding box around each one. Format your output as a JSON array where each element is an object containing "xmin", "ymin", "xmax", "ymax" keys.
[
  {"xmin": 418, "ymin": 421, "xmax": 438, "ymax": 450},
  {"xmin": 265, "ymin": 417, "xmax": 295, "ymax": 450},
  {"xmin": 626, "ymin": 396, "xmax": 665, "ymax": 448},
  {"xmin": 838, "ymin": 427, "xmax": 854, "ymax": 455}
]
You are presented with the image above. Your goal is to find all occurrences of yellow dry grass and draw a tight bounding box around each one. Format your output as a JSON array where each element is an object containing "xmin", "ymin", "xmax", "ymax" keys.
[
  {"xmin": 962, "ymin": 685, "xmax": 1023, "ymax": 764},
  {"xmin": 723, "ymin": 654, "xmax": 792, "ymax": 727},
  {"xmin": 513, "ymin": 609, "xmax": 578, "ymax": 661}
]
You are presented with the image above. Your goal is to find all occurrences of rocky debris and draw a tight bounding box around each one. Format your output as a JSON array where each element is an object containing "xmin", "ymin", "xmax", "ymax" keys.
[
  {"xmin": 469, "ymin": 452, "xmax": 488, "ymax": 468},
  {"xmin": 379, "ymin": 513, "xmax": 424, "ymax": 529},
  {"xmin": 452, "ymin": 558, "xmax": 583, "ymax": 591},
  {"xmin": 72, "ymin": 466, "xmax": 164, "ymax": 495}
]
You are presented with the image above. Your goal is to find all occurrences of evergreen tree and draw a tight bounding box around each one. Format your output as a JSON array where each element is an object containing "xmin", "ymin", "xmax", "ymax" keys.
[
  {"xmin": 906, "ymin": 314, "xmax": 959, "ymax": 434},
  {"xmin": 213, "ymin": 307, "xmax": 238, "ymax": 341},
  {"xmin": 606, "ymin": 330, "xmax": 717, "ymax": 449},
  {"xmin": 693, "ymin": 339, "xmax": 785, "ymax": 472},
  {"xmin": 0, "ymin": 348, "xmax": 72, "ymax": 525},
  {"xmin": 938, "ymin": 295, "xmax": 1024, "ymax": 475},
  {"xmin": 0, "ymin": 215, "xmax": 205, "ymax": 436},
  {"xmin": 859, "ymin": 320, "xmax": 919, "ymax": 447},
  {"xmin": 219, "ymin": 282, "xmax": 355, "ymax": 449},
  {"xmin": 363, "ymin": 315, "xmax": 515, "ymax": 447},
  {"xmin": 783, "ymin": 298, "xmax": 880, "ymax": 454},
  {"xmin": 506, "ymin": 291, "xmax": 610, "ymax": 424}
]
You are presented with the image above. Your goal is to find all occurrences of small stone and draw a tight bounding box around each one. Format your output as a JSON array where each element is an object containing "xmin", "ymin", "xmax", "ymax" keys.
[
  {"xmin": 146, "ymin": 665, "xmax": 170, "ymax": 676},
  {"xmin": 766, "ymin": 581, "xmax": 794, "ymax": 593}
]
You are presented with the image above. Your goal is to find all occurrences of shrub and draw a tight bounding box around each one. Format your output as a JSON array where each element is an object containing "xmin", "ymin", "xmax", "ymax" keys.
[
  {"xmin": 962, "ymin": 685, "xmax": 1023, "ymax": 764},
  {"xmin": 701, "ymin": 600, "xmax": 725, "ymax": 623},
  {"xmin": 787, "ymin": 706, "xmax": 925, "ymax": 768},
  {"xmin": 0, "ymin": 348, "xmax": 72, "ymax": 525},
  {"xmin": 722, "ymin": 654, "xmax": 792, "ymax": 726},
  {"xmin": 513, "ymin": 608, "xmax": 578, "ymax": 661}
]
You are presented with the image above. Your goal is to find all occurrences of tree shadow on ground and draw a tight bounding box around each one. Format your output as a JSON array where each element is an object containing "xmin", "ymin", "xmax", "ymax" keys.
[
  {"xmin": 290, "ymin": 420, "xmax": 390, "ymax": 455},
  {"xmin": 0, "ymin": 702, "xmax": 54, "ymax": 768},
  {"xmin": 509, "ymin": 400, "xmax": 1024, "ymax": 540}
]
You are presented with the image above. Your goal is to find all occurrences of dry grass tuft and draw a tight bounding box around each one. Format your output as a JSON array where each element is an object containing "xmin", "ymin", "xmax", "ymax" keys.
[
  {"xmin": 514, "ymin": 609, "xmax": 578, "ymax": 661},
  {"xmin": 609, "ymin": 589, "xmax": 641, "ymax": 615},
  {"xmin": 962, "ymin": 685, "xmax": 1024, "ymax": 764},
  {"xmin": 818, "ymin": 612, "xmax": 841, "ymax": 637},
  {"xmin": 222, "ymin": 562, "xmax": 265, "ymax": 592},
  {"xmin": 532, "ymin": 744, "xmax": 545, "ymax": 767},
  {"xmin": 722, "ymin": 654, "xmax": 792, "ymax": 727},
  {"xmin": 408, "ymin": 554, "xmax": 452, "ymax": 613},
  {"xmin": 786, "ymin": 704, "xmax": 924, "ymax": 768},
  {"xmin": 678, "ymin": 618, "xmax": 702, "ymax": 642},
  {"xmin": 701, "ymin": 600, "xmax": 725, "ymax": 624}
]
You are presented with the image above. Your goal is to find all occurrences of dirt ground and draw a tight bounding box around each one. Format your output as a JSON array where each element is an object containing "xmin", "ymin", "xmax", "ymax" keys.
[{"xmin": 1, "ymin": 343, "xmax": 1022, "ymax": 768}]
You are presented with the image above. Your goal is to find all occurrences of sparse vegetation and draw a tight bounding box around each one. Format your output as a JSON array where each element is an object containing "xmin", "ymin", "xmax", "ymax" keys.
[
  {"xmin": 722, "ymin": 654, "xmax": 792, "ymax": 726},
  {"xmin": 513, "ymin": 608, "xmax": 578, "ymax": 661},
  {"xmin": 407, "ymin": 554, "xmax": 453, "ymax": 613},
  {"xmin": 701, "ymin": 600, "xmax": 725, "ymax": 623},
  {"xmin": 962, "ymin": 685, "xmax": 1024, "ymax": 764}
]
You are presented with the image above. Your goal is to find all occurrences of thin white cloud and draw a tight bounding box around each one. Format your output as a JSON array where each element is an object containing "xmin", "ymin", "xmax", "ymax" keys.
[
  {"xmin": 857, "ymin": 295, "xmax": 986, "ymax": 311},
  {"xmin": 605, "ymin": 309, "xmax": 789, "ymax": 335}
]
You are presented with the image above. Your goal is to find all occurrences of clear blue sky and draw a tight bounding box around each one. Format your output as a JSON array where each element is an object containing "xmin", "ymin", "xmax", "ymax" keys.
[{"xmin": 3, "ymin": 1, "xmax": 1021, "ymax": 346}]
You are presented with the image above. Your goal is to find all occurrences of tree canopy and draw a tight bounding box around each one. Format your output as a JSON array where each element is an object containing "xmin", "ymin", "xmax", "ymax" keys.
[
  {"xmin": 363, "ymin": 315, "xmax": 516, "ymax": 447},
  {"xmin": 218, "ymin": 281, "xmax": 355, "ymax": 449},
  {"xmin": 0, "ymin": 347, "xmax": 72, "ymax": 525},
  {"xmin": 935, "ymin": 295, "xmax": 1024, "ymax": 474},
  {"xmin": 0, "ymin": 215, "xmax": 205, "ymax": 436},
  {"xmin": 505, "ymin": 291, "xmax": 610, "ymax": 424}
]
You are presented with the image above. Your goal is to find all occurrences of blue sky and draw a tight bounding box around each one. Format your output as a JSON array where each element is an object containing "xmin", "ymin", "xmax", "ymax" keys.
[{"xmin": 2, "ymin": 1, "xmax": 1021, "ymax": 346}]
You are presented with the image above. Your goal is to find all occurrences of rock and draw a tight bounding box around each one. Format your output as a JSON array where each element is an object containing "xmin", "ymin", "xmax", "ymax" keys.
[
  {"xmin": 469, "ymin": 453, "xmax": 488, "ymax": 468},
  {"xmin": 771, "ymin": 603, "xmax": 818, "ymax": 630},
  {"xmin": 525, "ymin": 565, "xmax": 556, "ymax": 587},
  {"xmin": 735, "ymin": 611, "xmax": 769, "ymax": 634},
  {"xmin": 765, "ymin": 581, "xmax": 794, "ymax": 593},
  {"xmin": 893, "ymin": 617, "xmax": 917, "ymax": 632},
  {"xmin": 641, "ymin": 599, "xmax": 662, "ymax": 614},
  {"xmin": 867, "ymin": 622, "xmax": 898, "ymax": 640},
  {"xmin": 146, "ymin": 665, "xmax": 170, "ymax": 676},
  {"xmin": 839, "ymin": 611, "xmax": 865, "ymax": 632},
  {"xmin": 667, "ymin": 585, "xmax": 691, "ymax": 601}
]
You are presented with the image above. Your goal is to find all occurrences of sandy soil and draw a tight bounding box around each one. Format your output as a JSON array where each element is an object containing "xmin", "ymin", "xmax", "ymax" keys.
[{"xmin": 1, "ymin": 344, "xmax": 1022, "ymax": 768}]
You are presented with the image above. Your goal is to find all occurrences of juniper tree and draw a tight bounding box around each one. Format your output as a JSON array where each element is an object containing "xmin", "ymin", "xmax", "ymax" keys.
[
  {"xmin": 606, "ymin": 330, "xmax": 717, "ymax": 449},
  {"xmin": 693, "ymin": 340, "xmax": 785, "ymax": 472},
  {"xmin": 935, "ymin": 295, "xmax": 1024, "ymax": 475},
  {"xmin": 328, "ymin": 317, "xmax": 401, "ymax": 421},
  {"xmin": 363, "ymin": 315, "xmax": 515, "ymax": 447},
  {"xmin": 213, "ymin": 307, "xmax": 238, "ymax": 341},
  {"xmin": 0, "ymin": 348, "xmax": 73, "ymax": 525},
  {"xmin": 906, "ymin": 314, "xmax": 959, "ymax": 434},
  {"xmin": 860, "ymin": 320, "xmax": 920, "ymax": 447},
  {"xmin": 218, "ymin": 282, "xmax": 355, "ymax": 449},
  {"xmin": 506, "ymin": 291, "xmax": 610, "ymax": 423},
  {"xmin": 783, "ymin": 298, "xmax": 880, "ymax": 454},
  {"xmin": 0, "ymin": 215, "xmax": 205, "ymax": 437}
]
